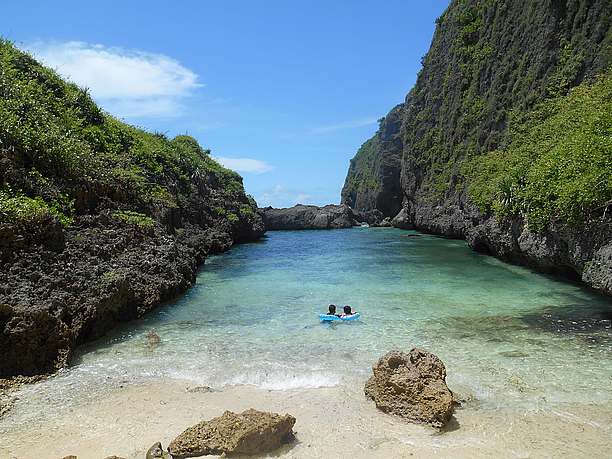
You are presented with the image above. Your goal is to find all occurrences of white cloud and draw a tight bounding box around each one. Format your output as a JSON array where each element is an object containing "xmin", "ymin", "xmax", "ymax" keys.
[
  {"xmin": 310, "ymin": 117, "xmax": 378, "ymax": 135},
  {"xmin": 294, "ymin": 193, "xmax": 313, "ymax": 204},
  {"xmin": 213, "ymin": 156, "xmax": 273, "ymax": 174},
  {"xmin": 256, "ymin": 184, "xmax": 316, "ymax": 208},
  {"xmin": 25, "ymin": 41, "xmax": 201, "ymax": 118}
]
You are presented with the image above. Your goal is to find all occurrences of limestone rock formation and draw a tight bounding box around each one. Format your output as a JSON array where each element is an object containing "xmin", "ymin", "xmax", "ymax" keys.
[
  {"xmin": 260, "ymin": 204, "xmax": 358, "ymax": 230},
  {"xmin": 341, "ymin": 0, "xmax": 612, "ymax": 296},
  {"xmin": 0, "ymin": 40, "xmax": 265, "ymax": 378},
  {"xmin": 169, "ymin": 409, "xmax": 295, "ymax": 457},
  {"xmin": 365, "ymin": 349, "xmax": 454, "ymax": 427}
]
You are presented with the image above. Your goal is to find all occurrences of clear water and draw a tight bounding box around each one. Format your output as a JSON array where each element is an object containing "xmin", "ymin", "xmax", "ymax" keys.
[{"xmin": 4, "ymin": 228, "xmax": 612, "ymax": 426}]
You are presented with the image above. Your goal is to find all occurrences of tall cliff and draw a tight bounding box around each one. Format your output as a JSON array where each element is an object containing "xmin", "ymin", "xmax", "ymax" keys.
[
  {"xmin": 342, "ymin": 0, "xmax": 612, "ymax": 296},
  {"xmin": 0, "ymin": 41, "xmax": 264, "ymax": 377}
]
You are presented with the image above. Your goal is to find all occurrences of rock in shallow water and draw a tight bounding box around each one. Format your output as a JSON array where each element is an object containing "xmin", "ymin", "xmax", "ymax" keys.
[
  {"xmin": 364, "ymin": 348, "xmax": 454, "ymax": 428},
  {"xmin": 169, "ymin": 408, "xmax": 295, "ymax": 457}
]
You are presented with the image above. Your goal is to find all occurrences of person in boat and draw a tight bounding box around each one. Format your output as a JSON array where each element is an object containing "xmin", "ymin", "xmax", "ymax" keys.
[
  {"xmin": 341, "ymin": 305, "xmax": 357, "ymax": 317},
  {"xmin": 326, "ymin": 304, "xmax": 339, "ymax": 316}
]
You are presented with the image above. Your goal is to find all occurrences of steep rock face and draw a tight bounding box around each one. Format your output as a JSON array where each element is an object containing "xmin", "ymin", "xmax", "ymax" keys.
[
  {"xmin": 341, "ymin": 104, "xmax": 404, "ymax": 217},
  {"xmin": 342, "ymin": 0, "xmax": 612, "ymax": 295},
  {"xmin": 0, "ymin": 42, "xmax": 264, "ymax": 377},
  {"xmin": 260, "ymin": 204, "xmax": 359, "ymax": 230}
]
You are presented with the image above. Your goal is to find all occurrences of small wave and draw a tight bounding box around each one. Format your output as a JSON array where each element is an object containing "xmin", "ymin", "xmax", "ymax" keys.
[{"xmin": 226, "ymin": 371, "xmax": 341, "ymax": 390}]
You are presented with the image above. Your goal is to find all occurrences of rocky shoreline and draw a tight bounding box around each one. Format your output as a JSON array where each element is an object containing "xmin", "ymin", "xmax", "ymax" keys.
[
  {"xmin": 0, "ymin": 214, "xmax": 264, "ymax": 378},
  {"xmin": 388, "ymin": 201, "xmax": 612, "ymax": 297},
  {"xmin": 259, "ymin": 200, "xmax": 612, "ymax": 297},
  {"xmin": 341, "ymin": 0, "xmax": 612, "ymax": 297},
  {"xmin": 259, "ymin": 204, "xmax": 359, "ymax": 230},
  {"xmin": 0, "ymin": 40, "xmax": 266, "ymax": 379}
]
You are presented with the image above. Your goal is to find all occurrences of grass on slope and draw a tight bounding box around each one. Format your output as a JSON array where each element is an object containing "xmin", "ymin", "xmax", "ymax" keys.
[
  {"xmin": 464, "ymin": 70, "xmax": 612, "ymax": 230},
  {"xmin": 0, "ymin": 39, "xmax": 250, "ymax": 228}
]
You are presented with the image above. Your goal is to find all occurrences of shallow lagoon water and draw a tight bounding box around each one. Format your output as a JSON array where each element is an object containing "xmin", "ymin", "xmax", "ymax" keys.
[{"xmin": 3, "ymin": 228, "xmax": 612, "ymax": 429}]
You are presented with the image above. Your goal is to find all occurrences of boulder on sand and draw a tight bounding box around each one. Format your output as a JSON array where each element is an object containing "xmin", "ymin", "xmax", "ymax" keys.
[
  {"xmin": 169, "ymin": 408, "xmax": 296, "ymax": 457},
  {"xmin": 364, "ymin": 348, "xmax": 454, "ymax": 427}
]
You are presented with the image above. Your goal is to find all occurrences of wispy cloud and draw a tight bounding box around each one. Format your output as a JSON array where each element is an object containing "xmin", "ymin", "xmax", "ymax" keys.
[
  {"xmin": 309, "ymin": 117, "xmax": 378, "ymax": 135},
  {"xmin": 214, "ymin": 157, "xmax": 273, "ymax": 174},
  {"xmin": 294, "ymin": 193, "xmax": 313, "ymax": 204},
  {"xmin": 256, "ymin": 184, "xmax": 315, "ymax": 208},
  {"xmin": 25, "ymin": 41, "xmax": 201, "ymax": 118}
]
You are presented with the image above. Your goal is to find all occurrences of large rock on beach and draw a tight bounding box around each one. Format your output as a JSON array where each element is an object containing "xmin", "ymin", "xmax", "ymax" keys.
[
  {"xmin": 259, "ymin": 204, "xmax": 358, "ymax": 230},
  {"xmin": 169, "ymin": 408, "xmax": 295, "ymax": 457},
  {"xmin": 365, "ymin": 349, "xmax": 454, "ymax": 427}
]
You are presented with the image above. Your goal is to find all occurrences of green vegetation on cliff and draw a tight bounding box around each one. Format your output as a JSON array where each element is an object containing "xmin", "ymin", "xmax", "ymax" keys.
[
  {"xmin": 342, "ymin": 0, "xmax": 611, "ymax": 230},
  {"xmin": 0, "ymin": 39, "xmax": 257, "ymax": 235},
  {"xmin": 464, "ymin": 71, "xmax": 612, "ymax": 229}
]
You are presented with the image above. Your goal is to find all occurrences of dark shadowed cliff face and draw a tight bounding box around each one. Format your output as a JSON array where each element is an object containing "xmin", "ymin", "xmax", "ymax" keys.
[
  {"xmin": 342, "ymin": 0, "xmax": 612, "ymax": 296},
  {"xmin": 0, "ymin": 41, "xmax": 264, "ymax": 377},
  {"xmin": 341, "ymin": 104, "xmax": 404, "ymax": 217}
]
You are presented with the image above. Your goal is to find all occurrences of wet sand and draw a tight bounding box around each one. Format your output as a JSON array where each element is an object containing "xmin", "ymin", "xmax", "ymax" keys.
[{"xmin": 1, "ymin": 379, "xmax": 610, "ymax": 459}]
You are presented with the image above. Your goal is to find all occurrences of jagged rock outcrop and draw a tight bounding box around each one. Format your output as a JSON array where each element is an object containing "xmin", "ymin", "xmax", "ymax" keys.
[
  {"xmin": 0, "ymin": 41, "xmax": 265, "ymax": 377},
  {"xmin": 342, "ymin": 0, "xmax": 612, "ymax": 296},
  {"xmin": 364, "ymin": 349, "xmax": 454, "ymax": 428},
  {"xmin": 259, "ymin": 204, "xmax": 359, "ymax": 230},
  {"xmin": 168, "ymin": 409, "xmax": 296, "ymax": 457}
]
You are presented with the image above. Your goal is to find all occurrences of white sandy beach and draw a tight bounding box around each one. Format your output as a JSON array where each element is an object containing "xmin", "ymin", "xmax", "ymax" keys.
[{"xmin": 1, "ymin": 378, "xmax": 610, "ymax": 459}]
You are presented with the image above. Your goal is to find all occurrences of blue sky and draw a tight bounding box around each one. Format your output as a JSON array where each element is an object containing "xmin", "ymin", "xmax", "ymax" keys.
[{"xmin": 3, "ymin": 0, "xmax": 449, "ymax": 207}]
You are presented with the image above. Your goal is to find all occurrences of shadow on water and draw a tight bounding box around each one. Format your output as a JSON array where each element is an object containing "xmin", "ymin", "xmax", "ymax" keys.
[
  {"xmin": 519, "ymin": 303, "xmax": 612, "ymax": 345},
  {"xmin": 519, "ymin": 303, "xmax": 612, "ymax": 332},
  {"xmin": 435, "ymin": 300, "xmax": 612, "ymax": 348}
]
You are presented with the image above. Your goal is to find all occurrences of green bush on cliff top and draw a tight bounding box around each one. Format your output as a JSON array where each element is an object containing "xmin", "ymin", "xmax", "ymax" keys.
[
  {"xmin": 0, "ymin": 39, "xmax": 250, "ymax": 226},
  {"xmin": 464, "ymin": 71, "xmax": 612, "ymax": 229}
]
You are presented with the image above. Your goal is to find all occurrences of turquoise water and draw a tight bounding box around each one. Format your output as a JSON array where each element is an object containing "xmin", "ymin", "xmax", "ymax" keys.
[{"xmin": 5, "ymin": 228, "xmax": 612, "ymax": 424}]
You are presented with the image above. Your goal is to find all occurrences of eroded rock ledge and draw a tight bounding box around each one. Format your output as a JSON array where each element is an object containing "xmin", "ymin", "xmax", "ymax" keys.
[
  {"xmin": 388, "ymin": 202, "xmax": 612, "ymax": 297},
  {"xmin": 0, "ymin": 215, "xmax": 264, "ymax": 378}
]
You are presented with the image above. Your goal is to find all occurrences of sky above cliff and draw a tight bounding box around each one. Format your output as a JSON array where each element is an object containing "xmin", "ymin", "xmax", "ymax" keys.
[{"xmin": 3, "ymin": 0, "xmax": 449, "ymax": 207}]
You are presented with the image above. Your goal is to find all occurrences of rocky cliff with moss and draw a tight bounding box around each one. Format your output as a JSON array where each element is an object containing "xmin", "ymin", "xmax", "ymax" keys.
[
  {"xmin": 0, "ymin": 40, "xmax": 265, "ymax": 377},
  {"xmin": 342, "ymin": 0, "xmax": 612, "ymax": 295}
]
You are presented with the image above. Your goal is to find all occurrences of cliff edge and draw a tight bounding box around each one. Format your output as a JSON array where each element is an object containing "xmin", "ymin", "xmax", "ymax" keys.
[{"xmin": 342, "ymin": 0, "xmax": 612, "ymax": 296}]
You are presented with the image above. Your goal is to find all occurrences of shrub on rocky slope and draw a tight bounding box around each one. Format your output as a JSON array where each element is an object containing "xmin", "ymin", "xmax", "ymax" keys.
[
  {"xmin": 342, "ymin": 0, "xmax": 612, "ymax": 294},
  {"xmin": 0, "ymin": 40, "xmax": 264, "ymax": 377}
]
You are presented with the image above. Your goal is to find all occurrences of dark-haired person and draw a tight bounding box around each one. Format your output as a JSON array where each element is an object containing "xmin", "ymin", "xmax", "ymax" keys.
[
  {"xmin": 341, "ymin": 305, "xmax": 357, "ymax": 317},
  {"xmin": 326, "ymin": 304, "xmax": 339, "ymax": 316}
]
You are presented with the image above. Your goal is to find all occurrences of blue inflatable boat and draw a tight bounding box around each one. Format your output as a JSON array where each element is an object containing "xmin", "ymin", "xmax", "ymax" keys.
[{"xmin": 319, "ymin": 313, "xmax": 360, "ymax": 322}]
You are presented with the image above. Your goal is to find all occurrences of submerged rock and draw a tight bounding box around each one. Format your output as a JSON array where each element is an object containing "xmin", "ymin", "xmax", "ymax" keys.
[
  {"xmin": 186, "ymin": 385, "xmax": 216, "ymax": 393},
  {"xmin": 169, "ymin": 408, "xmax": 295, "ymax": 457},
  {"xmin": 146, "ymin": 329, "xmax": 161, "ymax": 347},
  {"xmin": 364, "ymin": 349, "xmax": 454, "ymax": 428}
]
